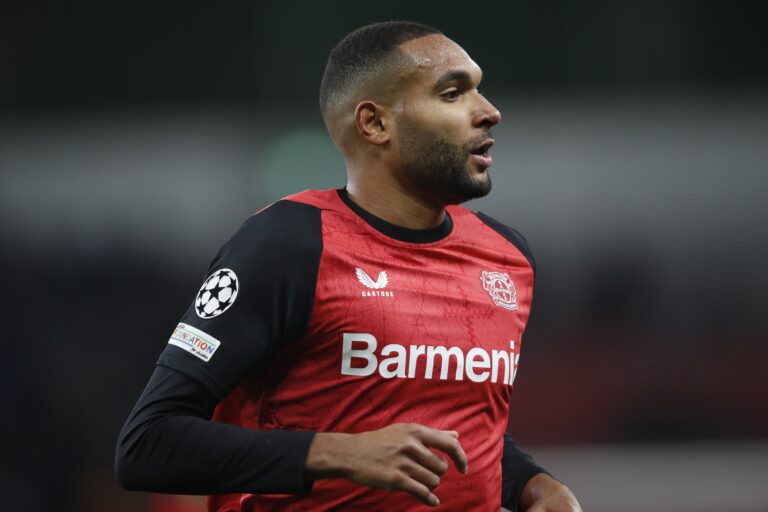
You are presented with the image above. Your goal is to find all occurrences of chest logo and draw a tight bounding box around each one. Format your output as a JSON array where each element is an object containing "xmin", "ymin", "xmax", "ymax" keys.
[
  {"xmin": 356, "ymin": 268, "xmax": 388, "ymax": 289},
  {"xmin": 356, "ymin": 267, "xmax": 394, "ymax": 297},
  {"xmin": 481, "ymin": 271, "xmax": 518, "ymax": 311}
]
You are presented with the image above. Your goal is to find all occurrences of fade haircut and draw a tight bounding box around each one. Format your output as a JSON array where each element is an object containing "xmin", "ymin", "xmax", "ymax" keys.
[{"xmin": 319, "ymin": 21, "xmax": 442, "ymax": 118}]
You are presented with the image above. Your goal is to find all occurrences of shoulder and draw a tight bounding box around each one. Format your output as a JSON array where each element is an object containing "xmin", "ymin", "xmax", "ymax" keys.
[
  {"xmin": 215, "ymin": 198, "xmax": 323, "ymax": 271},
  {"xmin": 456, "ymin": 208, "xmax": 536, "ymax": 271},
  {"xmin": 282, "ymin": 188, "xmax": 345, "ymax": 212},
  {"xmin": 240, "ymin": 198, "xmax": 321, "ymax": 236},
  {"xmin": 227, "ymin": 188, "xmax": 345, "ymax": 243}
]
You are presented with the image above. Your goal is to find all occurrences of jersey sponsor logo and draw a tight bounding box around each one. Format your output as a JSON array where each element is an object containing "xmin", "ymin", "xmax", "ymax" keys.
[
  {"xmin": 340, "ymin": 333, "xmax": 520, "ymax": 385},
  {"xmin": 355, "ymin": 267, "xmax": 394, "ymax": 297},
  {"xmin": 481, "ymin": 271, "xmax": 518, "ymax": 311},
  {"xmin": 168, "ymin": 322, "xmax": 221, "ymax": 362},
  {"xmin": 195, "ymin": 268, "xmax": 239, "ymax": 318}
]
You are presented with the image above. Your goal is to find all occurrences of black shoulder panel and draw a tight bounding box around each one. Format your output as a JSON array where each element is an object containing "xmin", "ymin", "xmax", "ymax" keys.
[
  {"xmin": 214, "ymin": 199, "xmax": 323, "ymax": 346},
  {"xmin": 474, "ymin": 211, "xmax": 536, "ymax": 272},
  {"xmin": 157, "ymin": 199, "xmax": 323, "ymax": 398}
]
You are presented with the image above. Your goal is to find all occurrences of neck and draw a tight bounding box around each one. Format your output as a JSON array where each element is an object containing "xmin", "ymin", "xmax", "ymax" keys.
[{"xmin": 346, "ymin": 173, "xmax": 446, "ymax": 230}]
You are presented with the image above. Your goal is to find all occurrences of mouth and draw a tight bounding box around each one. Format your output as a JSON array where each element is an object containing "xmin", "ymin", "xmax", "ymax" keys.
[{"xmin": 469, "ymin": 139, "xmax": 494, "ymax": 168}]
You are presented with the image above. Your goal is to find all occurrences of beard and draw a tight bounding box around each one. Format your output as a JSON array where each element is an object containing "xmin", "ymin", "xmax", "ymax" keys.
[{"xmin": 397, "ymin": 126, "xmax": 492, "ymax": 206}]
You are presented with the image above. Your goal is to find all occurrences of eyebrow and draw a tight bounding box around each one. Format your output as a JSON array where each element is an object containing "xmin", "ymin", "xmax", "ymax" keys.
[{"xmin": 433, "ymin": 69, "xmax": 474, "ymax": 91}]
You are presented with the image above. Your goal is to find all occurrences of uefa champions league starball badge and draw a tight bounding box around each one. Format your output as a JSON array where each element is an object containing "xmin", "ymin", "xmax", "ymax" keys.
[{"xmin": 195, "ymin": 268, "xmax": 239, "ymax": 318}]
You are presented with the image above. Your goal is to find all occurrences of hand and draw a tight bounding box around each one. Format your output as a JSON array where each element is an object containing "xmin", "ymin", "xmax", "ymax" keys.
[
  {"xmin": 305, "ymin": 423, "xmax": 468, "ymax": 507},
  {"xmin": 521, "ymin": 472, "xmax": 582, "ymax": 512}
]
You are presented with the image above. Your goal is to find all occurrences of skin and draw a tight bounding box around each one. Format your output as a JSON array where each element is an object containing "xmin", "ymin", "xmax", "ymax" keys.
[
  {"xmin": 522, "ymin": 473, "xmax": 583, "ymax": 512},
  {"xmin": 323, "ymin": 33, "xmax": 500, "ymax": 229},
  {"xmin": 307, "ymin": 34, "xmax": 582, "ymax": 511}
]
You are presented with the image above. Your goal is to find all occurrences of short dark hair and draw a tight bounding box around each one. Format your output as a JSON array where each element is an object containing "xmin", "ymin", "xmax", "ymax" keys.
[{"xmin": 319, "ymin": 21, "xmax": 442, "ymax": 116}]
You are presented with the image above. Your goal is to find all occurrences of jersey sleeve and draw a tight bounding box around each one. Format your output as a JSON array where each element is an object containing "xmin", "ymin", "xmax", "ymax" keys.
[
  {"xmin": 473, "ymin": 211, "xmax": 536, "ymax": 273},
  {"xmin": 501, "ymin": 433, "xmax": 549, "ymax": 511},
  {"xmin": 157, "ymin": 199, "xmax": 322, "ymax": 399},
  {"xmin": 116, "ymin": 365, "xmax": 316, "ymax": 495}
]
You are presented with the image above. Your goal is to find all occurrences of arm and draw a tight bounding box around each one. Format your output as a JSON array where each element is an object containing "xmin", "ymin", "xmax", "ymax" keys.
[
  {"xmin": 501, "ymin": 434, "xmax": 548, "ymax": 511},
  {"xmin": 115, "ymin": 362, "xmax": 469, "ymax": 504},
  {"xmin": 520, "ymin": 473, "xmax": 582, "ymax": 512},
  {"xmin": 477, "ymin": 213, "xmax": 580, "ymax": 511},
  {"xmin": 116, "ymin": 365, "xmax": 314, "ymax": 494},
  {"xmin": 500, "ymin": 434, "xmax": 582, "ymax": 512},
  {"xmin": 115, "ymin": 200, "xmax": 467, "ymax": 505},
  {"xmin": 116, "ymin": 200, "xmax": 323, "ymax": 494}
]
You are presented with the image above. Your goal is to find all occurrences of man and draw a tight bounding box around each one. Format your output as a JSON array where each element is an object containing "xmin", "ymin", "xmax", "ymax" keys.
[{"xmin": 116, "ymin": 21, "xmax": 582, "ymax": 512}]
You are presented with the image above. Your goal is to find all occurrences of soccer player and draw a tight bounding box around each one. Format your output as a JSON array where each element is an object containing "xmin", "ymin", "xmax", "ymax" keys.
[{"xmin": 116, "ymin": 21, "xmax": 582, "ymax": 512}]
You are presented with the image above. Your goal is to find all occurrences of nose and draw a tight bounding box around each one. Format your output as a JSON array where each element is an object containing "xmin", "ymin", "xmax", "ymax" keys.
[{"xmin": 473, "ymin": 95, "xmax": 502, "ymax": 128}]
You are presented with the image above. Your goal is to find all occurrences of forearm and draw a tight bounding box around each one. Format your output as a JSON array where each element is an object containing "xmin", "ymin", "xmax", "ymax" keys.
[
  {"xmin": 520, "ymin": 472, "xmax": 557, "ymax": 509},
  {"xmin": 501, "ymin": 434, "xmax": 548, "ymax": 511},
  {"xmin": 520, "ymin": 472, "xmax": 582, "ymax": 512},
  {"xmin": 115, "ymin": 365, "xmax": 315, "ymax": 495},
  {"xmin": 117, "ymin": 415, "xmax": 314, "ymax": 494}
]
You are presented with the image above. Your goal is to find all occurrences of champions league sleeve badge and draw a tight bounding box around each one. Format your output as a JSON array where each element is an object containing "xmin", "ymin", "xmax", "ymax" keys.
[
  {"xmin": 481, "ymin": 271, "xmax": 518, "ymax": 311},
  {"xmin": 195, "ymin": 268, "xmax": 239, "ymax": 318}
]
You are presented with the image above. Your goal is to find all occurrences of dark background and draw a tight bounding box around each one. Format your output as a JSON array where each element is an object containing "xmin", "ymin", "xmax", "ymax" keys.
[
  {"xmin": 2, "ymin": 1, "xmax": 767, "ymax": 511},
  {"xmin": 5, "ymin": 1, "xmax": 767, "ymax": 112}
]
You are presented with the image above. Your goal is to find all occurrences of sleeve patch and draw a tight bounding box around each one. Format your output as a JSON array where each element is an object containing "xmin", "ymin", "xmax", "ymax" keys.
[
  {"xmin": 195, "ymin": 268, "xmax": 239, "ymax": 319},
  {"xmin": 168, "ymin": 323, "xmax": 222, "ymax": 362}
]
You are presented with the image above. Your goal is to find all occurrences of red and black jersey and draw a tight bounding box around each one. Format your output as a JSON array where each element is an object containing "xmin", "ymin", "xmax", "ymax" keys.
[{"xmin": 151, "ymin": 188, "xmax": 538, "ymax": 511}]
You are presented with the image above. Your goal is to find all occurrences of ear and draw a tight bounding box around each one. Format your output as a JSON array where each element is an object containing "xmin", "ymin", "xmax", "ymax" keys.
[{"xmin": 354, "ymin": 101, "xmax": 390, "ymax": 145}]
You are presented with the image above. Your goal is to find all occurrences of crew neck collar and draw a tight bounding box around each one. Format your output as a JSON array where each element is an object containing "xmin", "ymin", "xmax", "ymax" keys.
[{"xmin": 336, "ymin": 188, "xmax": 453, "ymax": 244}]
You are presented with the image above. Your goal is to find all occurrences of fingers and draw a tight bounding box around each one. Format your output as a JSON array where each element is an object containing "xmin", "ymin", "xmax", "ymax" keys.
[
  {"xmin": 396, "ymin": 473, "xmax": 440, "ymax": 507},
  {"xmin": 341, "ymin": 423, "xmax": 469, "ymax": 507},
  {"xmin": 415, "ymin": 426, "xmax": 468, "ymax": 474},
  {"xmin": 401, "ymin": 458, "xmax": 441, "ymax": 490},
  {"xmin": 406, "ymin": 442, "xmax": 450, "ymax": 477}
]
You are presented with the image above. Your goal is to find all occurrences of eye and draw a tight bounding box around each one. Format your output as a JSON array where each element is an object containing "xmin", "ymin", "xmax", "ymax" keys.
[{"xmin": 441, "ymin": 89, "xmax": 460, "ymax": 101}]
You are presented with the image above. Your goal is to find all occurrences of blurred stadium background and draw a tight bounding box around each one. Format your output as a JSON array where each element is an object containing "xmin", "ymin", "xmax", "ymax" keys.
[{"xmin": 2, "ymin": 1, "xmax": 767, "ymax": 511}]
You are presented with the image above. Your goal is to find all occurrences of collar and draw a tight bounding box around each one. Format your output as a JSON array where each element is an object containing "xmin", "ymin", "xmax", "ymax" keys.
[{"xmin": 336, "ymin": 188, "xmax": 453, "ymax": 244}]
